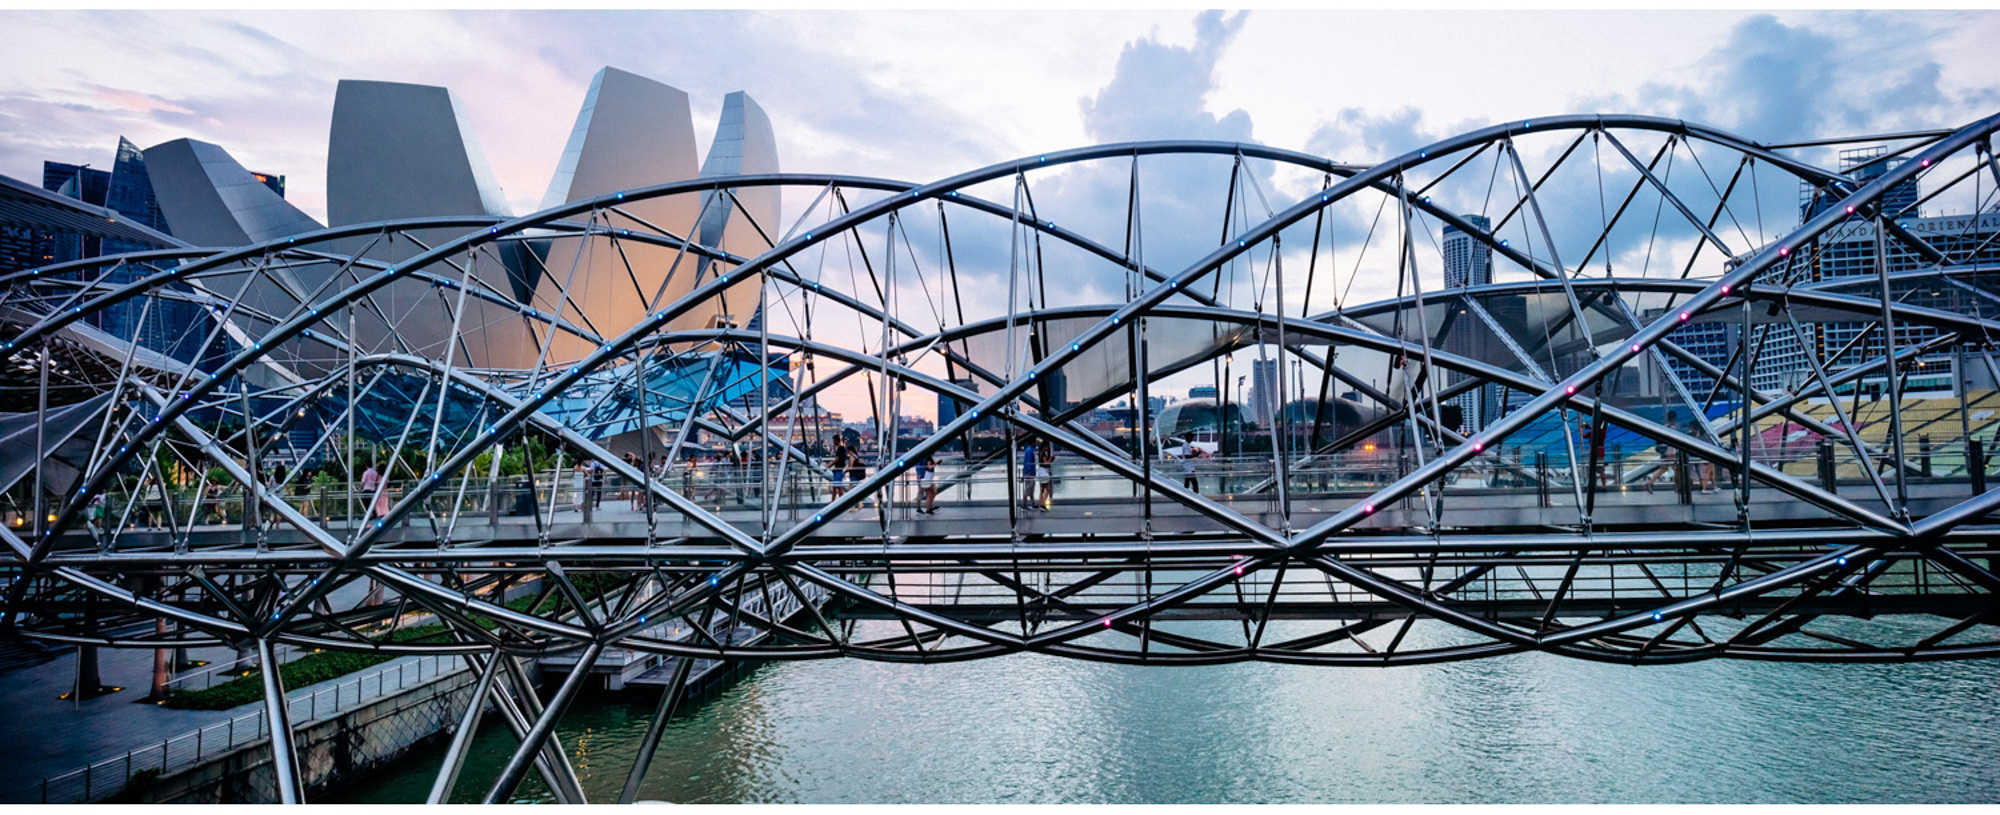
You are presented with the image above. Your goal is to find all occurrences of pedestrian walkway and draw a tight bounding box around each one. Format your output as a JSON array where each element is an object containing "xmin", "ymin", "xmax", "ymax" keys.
[{"xmin": 3, "ymin": 641, "xmax": 465, "ymax": 803}]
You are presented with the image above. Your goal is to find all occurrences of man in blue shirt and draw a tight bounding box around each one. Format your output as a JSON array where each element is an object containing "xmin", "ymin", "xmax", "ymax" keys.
[{"xmin": 1018, "ymin": 440, "xmax": 1040, "ymax": 511}]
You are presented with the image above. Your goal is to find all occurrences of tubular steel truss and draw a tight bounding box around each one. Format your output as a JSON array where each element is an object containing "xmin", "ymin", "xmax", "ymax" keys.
[{"xmin": 6, "ymin": 112, "xmax": 2000, "ymax": 802}]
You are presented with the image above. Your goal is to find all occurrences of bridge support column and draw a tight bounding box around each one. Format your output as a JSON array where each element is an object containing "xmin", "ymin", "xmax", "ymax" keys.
[
  {"xmin": 484, "ymin": 642, "xmax": 603, "ymax": 804},
  {"xmin": 257, "ymin": 638, "xmax": 304, "ymax": 804},
  {"xmin": 619, "ymin": 654, "xmax": 694, "ymax": 803},
  {"xmin": 1676, "ymin": 449, "xmax": 1692, "ymax": 505},
  {"xmin": 1536, "ymin": 452, "xmax": 1549, "ymax": 508},
  {"xmin": 428, "ymin": 648, "xmax": 503, "ymax": 804},
  {"xmin": 1973, "ymin": 439, "xmax": 1987, "ymax": 495}
]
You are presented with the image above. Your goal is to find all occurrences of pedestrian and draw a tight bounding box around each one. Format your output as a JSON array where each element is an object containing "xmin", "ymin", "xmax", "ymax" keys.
[
  {"xmin": 368, "ymin": 461, "xmax": 390, "ymax": 519},
  {"xmin": 1037, "ymin": 440, "xmax": 1056, "ymax": 509},
  {"xmin": 1179, "ymin": 447, "xmax": 1200, "ymax": 493},
  {"xmin": 1688, "ymin": 418, "xmax": 1717, "ymax": 493},
  {"xmin": 1648, "ymin": 410, "xmax": 1678, "ymax": 492},
  {"xmin": 571, "ymin": 460, "xmax": 588, "ymax": 512},
  {"xmin": 361, "ymin": 461, "xmax": 390, "ymax": 519},
  {"xmin": 846, "ymin": 444, "xmax": 866, "ymax": 500},
  {"xmin": 829, "ymin": 439, "xmax": 851, "ymax": 500},
  {"xmin": 1018, "ymin": 439, "xmax": 1041, "ymax": 511},
  {"xmin": 88, "ymin": 491, "xmax": 107, "ymax": 532},
  {"xmin": 625, "ymin": 452, "xmax": 645, "ymax": 510},
  {"xmin": 916, "ymin": 452, "xmax": 939, "ymax": 514},
  {"xmin": 1589, "ymin": 419, "xmax": 1612, "ymax": 488},
  {"xmin": 725, "ymin": 449, "xmax": 745, "ymax": 505}
]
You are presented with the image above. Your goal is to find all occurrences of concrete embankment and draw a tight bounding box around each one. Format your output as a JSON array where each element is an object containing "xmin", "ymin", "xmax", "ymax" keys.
[{"xmin": 118, "ymin": 663, "xmax": 479, "ymax": 803}]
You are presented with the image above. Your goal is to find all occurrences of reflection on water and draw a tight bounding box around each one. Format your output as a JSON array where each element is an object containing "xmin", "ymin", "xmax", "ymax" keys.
[{"xmin": 333, "ymin": 619, "xmax": 2000, "ymax": 804}]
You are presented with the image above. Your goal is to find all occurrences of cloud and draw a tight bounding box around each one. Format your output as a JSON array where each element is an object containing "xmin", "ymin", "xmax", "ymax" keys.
[
  {"xmin": 1078, "ymin": 10, "xmax": 1251, "ymax": 144},
  {"xmin": 85, "ymin": 86, "xmax": 195, "ymax": 116},
  {"xmin": 1018, "ymin": 11, "xmax": 1272, "ymax": 293},
  {"xmin": 1570, "ymin": 13, "xmax": 1978, "ymax": 147}
]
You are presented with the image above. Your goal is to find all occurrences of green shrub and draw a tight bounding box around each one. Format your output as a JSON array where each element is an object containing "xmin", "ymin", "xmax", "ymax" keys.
[{"xmin": 160, "ymin": 594, "xmax": 546, "ymax": 710}]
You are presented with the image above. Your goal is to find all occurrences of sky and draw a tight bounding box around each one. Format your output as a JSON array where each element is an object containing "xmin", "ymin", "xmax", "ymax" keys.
[
  {"xmin": 4, "ymin": 9, "xmax": 1999, "ymax": 424},
  {"xmin": 6, "ymin": 10, "xmax": 1997, "ymax": 223}
]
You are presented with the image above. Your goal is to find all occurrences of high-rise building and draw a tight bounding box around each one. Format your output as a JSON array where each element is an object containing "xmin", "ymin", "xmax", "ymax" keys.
[
  {"xmin": 42, "ymin": 162, "xmax": 110, "ymax": 205},
  {"xmin": 1800, "ymin": 146, "xmax": 1921, "ymax": 224},
  {"xmin": 37, "ymin": 162, "xmax": 113, "ymax": 265},
  {"xmin": 106, "ymin": 137, "xmax": 168, "ymax": 234},
  {"xmin": 249, "ymin": 171, "xmax": 285, "ymax": 198},
  {"xmin": 1440, "ymin": 214, "xmax": 1498, "ymax": 432},
  {"xmin": 1442, "ymin": 214, "xmax": 1493, "ymax": 289},
  {"xmin": 1251, "ymin": 357, "xmax": 1279, "ymax": 426}
]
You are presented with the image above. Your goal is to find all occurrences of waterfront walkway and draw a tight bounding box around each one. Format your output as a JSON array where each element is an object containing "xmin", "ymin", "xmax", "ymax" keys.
[{"xmin": 0, "ymin": 578, "xmax": 467, "ymax": 803}]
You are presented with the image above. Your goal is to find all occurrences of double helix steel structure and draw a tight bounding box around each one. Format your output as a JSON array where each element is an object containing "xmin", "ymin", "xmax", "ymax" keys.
[{"xmin": 6, "ymin": 111, "xmax": 2000, "ymax": 802}]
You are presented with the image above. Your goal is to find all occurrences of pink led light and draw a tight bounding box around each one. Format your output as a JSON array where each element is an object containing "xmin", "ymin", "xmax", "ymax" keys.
[
  {"xmin": 1679, "ymin": 312, "xmax": 1690, "ymax": 321},
  {"xmin": 1473, "ymin": 442, "xmax": 1484, "ymax": 452},
  {"xmin": 1566, "ymin": 385, "xmax": 1576, "ymax": 395},
  {"xmin": 1721, "ymin": 285, "xmax": 1731, "ymax": 294},
  {"xmin": 1364, "ymin": 504, "xmax": 1375, "ymax": 514},
  {"xmin": 1234, "ymin": 566, "xmax": 1243, "ymax": 575},
  {"xmin": 1846, "ymin": 205, "xmax": 1856, "ymax": 214},
  {"xmin": 1632, "ymin": 344, "xmax": 1643, "ymax": 354},
  {"xmin": 1779, "ymin": 247, "xmax": 1789, "ymax": 256},
  {"xmin": 1103, "ymin": 618, "xmax": 1113, "ymax": 627},
  {"xmin": 1921, "ymin": 158, "xmax": 1931, "ymax": 167}
]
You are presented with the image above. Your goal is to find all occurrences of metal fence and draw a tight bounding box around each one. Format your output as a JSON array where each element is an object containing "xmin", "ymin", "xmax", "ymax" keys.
[
  {"xmin": 161, "ymin": 643, "xmax": 301, "ymax": 694},
  {"xmin": 30, "ymin": 653, "xmax": 465, "ymax": 804}
]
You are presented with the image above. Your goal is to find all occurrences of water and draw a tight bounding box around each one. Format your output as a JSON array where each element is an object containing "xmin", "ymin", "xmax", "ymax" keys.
[{"xmin": 331, "ymin": 618, "xmax": 2000, "ymax": 804}]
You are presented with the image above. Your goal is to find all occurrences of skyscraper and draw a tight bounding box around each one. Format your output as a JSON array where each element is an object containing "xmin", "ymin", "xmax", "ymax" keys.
[
  {"xmin": 1441, "ymin": 214, "xmax": 1497, "ymax": 432},
  {"xmin": 105, "ymin": 137, "xmax": 168, "ymax": 234},
  {"xmin": 1442, "ymin": 214, "xmax": 1493, "ymax": 289},
  {"xmin": 1251, "ymin": 357, "xmax": 1279, "ymax": 427},
  {"xmin": 1800, "ymin": 146, "xmax": 1921, "ymax": 224}
]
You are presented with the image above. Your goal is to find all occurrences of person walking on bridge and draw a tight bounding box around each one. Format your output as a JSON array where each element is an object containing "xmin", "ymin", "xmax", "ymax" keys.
[
  {"xmin": 829, "ymin": 439, "xmax": 853, "ymax": 500},
  {"xmin": 1037, "ymin": 440, "xmax": 1056, "ymax": 510},
  {"xmin": 915, "ymin": 453, "xmax": 939, "ymax": 514},
  {"xmin": 1179, "ymin": 447, "xmax": 1201, "ymax": 493},
  {"xmin": 1018, "ymin": 438, "xmax": 1042, "ymax": 511}
]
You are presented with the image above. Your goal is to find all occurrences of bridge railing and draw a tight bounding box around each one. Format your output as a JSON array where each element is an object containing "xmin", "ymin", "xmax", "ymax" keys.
[
  {"xmin": 37, "ymin": 435, "xmax": 1995, "ymax": 543},
  {"xmin": 857, "ymin": 548, "xmax": 1986, "ymax": 615}
]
